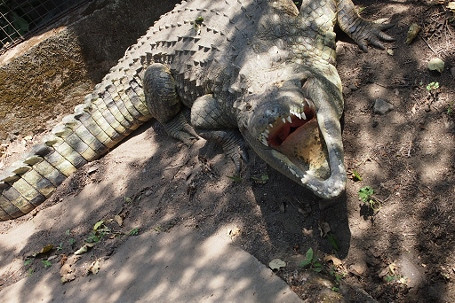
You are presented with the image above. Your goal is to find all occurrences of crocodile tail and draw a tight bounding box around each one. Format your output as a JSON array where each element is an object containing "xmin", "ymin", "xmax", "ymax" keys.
[{"xmin": 0, "ymin": 70, "xmax": 152, "ymax": 221}]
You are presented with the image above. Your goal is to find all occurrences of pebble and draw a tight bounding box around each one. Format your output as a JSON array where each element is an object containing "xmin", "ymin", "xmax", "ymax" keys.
[
  {"xmin": 397, "ymin": 254, "xmax": 424, "ymax": 288},
  {"xmin": 348, "ymin": 83, "xmax": 358, "ymax": 91},
  {"xmin": 373, "ymin": 98, "xmax": 394, "ymax": 115},
  {"xmin": 349, "ymin": 261, "xmax": 368, "ymax": 276}
]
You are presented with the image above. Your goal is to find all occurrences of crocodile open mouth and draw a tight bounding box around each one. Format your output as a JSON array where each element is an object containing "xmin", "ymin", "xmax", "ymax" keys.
[
  {"xmin": 259, "ymin": 106, "xmax": 330, "ymax": 178},
  {"xmin": 266, "ymin": 113, "xmax": 314, "ymax": 148}
]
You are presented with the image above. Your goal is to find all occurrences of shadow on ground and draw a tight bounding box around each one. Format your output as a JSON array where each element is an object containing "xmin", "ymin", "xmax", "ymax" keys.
[{"xmin": 0, "ymin": 1, "xmax": 454, "ymax": 302}]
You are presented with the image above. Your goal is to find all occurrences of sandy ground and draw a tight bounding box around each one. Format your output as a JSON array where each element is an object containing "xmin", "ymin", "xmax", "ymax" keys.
[{"xmin": 0, "ymin": 1, "xmax": 455, "ymax": 302}]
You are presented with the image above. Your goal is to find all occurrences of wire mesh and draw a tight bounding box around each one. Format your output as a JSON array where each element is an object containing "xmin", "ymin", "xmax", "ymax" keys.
[{"xmin": 0, "ymin": 0, "xmax": 91, "ymax": 53}]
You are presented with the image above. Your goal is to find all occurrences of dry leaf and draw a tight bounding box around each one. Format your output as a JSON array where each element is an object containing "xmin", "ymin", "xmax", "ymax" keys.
[
  {"xmin": 406, "ymin": 23, "xmax": 421, "ymax": 45},
  {"xmin": 59, "ymin": 255, "xmax": 79, "ymax": 284},
  {"xmin": 228, "ymin": 227, "xmax": 241, "ymax": 239},
  {"xmin": 428, "ymin": 58, "xmax": 445, "ymax": 73},
  {"xmin": 318, "ymin": 221, "xmax": 331, "ymax": 237},
  {"xmin": 47, "ymin": 255, "xmax": 58, "ymax": 261},
  {"xmin": 114, "ymin": 215, "xmax": 123, "ymax": 227},
  {"xmin": 32, "ymin": 244, "xmax": 54, "ymax": 257},
  {"xmin": 324, "ymin": 255, "xmax": 343, "ymax": 267},
  {"xmin": 60, "ymin": 254, "xmax": 68, "ymax": 266},
  {"xmin": 269, "ymin": 258, "xmax": 286, "ymax": 270},
  {"xmin": 74, "ymin": 243, "xmax": 95, "ymax": 255},
  {"xmin": 88, "ymin": 260, "xmax": 100, "ymax": 275}
]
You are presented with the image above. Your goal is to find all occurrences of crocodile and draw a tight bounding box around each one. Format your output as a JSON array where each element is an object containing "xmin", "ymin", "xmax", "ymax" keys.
[{"xmin": 0, "ymin": 0, "xmax": 393, "ymax": 221}]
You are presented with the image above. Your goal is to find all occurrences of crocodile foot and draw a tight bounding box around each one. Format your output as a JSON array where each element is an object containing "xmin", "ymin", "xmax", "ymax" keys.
[
  {"xmin": 197, "ymin": 130, "xmax": 249, "ymax": 174},
  {"xmin": 338, "ymin": 0, "xmax": 395, "ymax": 52},
  {"xmin": 164, "ymin": 111, "xmax": 199, "ymax": 146}
]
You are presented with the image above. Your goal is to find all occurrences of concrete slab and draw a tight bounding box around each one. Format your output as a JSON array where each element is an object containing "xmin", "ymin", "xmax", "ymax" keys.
[{"xmin": 1, "ymin": 224, "xmax": 302, "ymax": 303}]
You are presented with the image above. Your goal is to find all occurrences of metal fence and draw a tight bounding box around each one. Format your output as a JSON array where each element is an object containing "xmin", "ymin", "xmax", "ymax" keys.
[{"xmin": 0, "ymin": 0, "xmax": 91, "ymax": 53}]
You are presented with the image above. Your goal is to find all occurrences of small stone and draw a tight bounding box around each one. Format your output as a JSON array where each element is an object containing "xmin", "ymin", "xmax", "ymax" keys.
[
  {"xmin": 428, "ymin": 58, "xmax": 445, "ymax": 73},
  {"xmin": 406, "ymin": 23, "xmax": 421, "ymax": 45},
  {"xmin": 373, "ymin": 98, "xmax": 394, "ymax": 115},
  {"xmin": 397, "ymin": 254, "xmax": 425, "ymax": 288},
  {"xmin": 348, "ymin": 83, "xmax": 358, "ymax": 91},
  {"xmin": 450, "ymin": 67, "xmax": 455, "ymax": 79},
  {"xmin": 349, "ymin": 261, "xmax": 368, "ymax": 276}
]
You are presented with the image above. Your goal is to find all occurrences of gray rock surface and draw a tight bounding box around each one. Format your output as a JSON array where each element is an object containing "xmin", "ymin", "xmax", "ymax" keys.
[{"xmin": 373, "ymin": 98, "xmax": 394, "ymax": 115}]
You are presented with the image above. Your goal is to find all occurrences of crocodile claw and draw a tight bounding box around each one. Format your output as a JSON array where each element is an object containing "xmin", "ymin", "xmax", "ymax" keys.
[
  {"xmin": 337, "ymin": 0, "xmax": 395, "ymax": 52},
  {"xmin": 164, "ymin": 111, "xmax": 199, "ymax": 146},
  {"xmin": 352, "ymin": 21, "xmax": 395, "ymax": 52},
  {"xmin": 197, "ymin": 130, "xmax": 248, "ymax": 175}
]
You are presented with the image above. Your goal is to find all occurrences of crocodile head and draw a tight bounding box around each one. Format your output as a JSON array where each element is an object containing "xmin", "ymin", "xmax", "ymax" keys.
[{"xmin": 237, "ymin": 72, "xmax": 346, "ymax": 199}]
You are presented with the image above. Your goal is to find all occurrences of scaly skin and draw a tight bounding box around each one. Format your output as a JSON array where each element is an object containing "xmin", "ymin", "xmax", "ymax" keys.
[{"xmin": 0, "ymin": 0, "xmax": 392, "ymax": 221}]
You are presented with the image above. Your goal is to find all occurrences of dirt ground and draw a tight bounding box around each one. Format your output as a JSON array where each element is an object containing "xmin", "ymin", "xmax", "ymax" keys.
[{"xmin": 0, "ymin": 0, "xmax": 455, "ymax": 302}]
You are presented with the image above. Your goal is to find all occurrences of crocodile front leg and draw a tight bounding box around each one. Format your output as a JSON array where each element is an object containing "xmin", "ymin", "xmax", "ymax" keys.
[
  {"xmin": 191, "ymin": 94, "xmax": 248, "ymax": 173},
  {"xmin": 143, "ymin": 63, "xmax": 198, "ymax": 144},
  {"xmin": 337, "ymin": 0, "xmax": 395, "ymax": 51}
]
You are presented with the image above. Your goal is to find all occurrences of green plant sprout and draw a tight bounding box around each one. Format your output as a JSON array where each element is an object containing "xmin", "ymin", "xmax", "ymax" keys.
[
  {"xmin": 358, "ymin": 186, "xmax": 381, "ymax": 212},
  {"xmin": 299, "ymin": 248, "xmax": 323, "ymax": 272}
]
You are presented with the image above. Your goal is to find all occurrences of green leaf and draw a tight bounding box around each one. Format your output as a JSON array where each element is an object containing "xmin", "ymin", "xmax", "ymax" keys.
[
  {"xmin": 305, "ymin": 247, "xmax": 314, "ymax": 260},
  {"xmin": 24, "ymin": 259, "xmax": 33, "ymax": 267},
  {"xmin": 42, "ymin": 259, "xmax": 52, "ymax": 269},
  {"xmin": 385, "ymin": 275, "xmax": 396, "ymax": 282},
  {"xmin": 300, "ymin": 258, "xmax": 312, "ymax": 267},
  {"xmin": 227, "ymin": 175, "xmax": 242, "ymax": 182},
  {"xmin": 313, "ymin": 262, "xmax": 323, "ymax": 272},
  {"xmin": 129, "ymin": 228, "xmax": 140, "ymax": 236},
  {"xmin": 93, "ymin": 220, "xmax": 104, "ymax": 231},
  {"xmin": 56, "ymin": 242, "xmax": 63, "ymax": 251},
  {"xmin": 358, "ymin": 186, "xmax": 374, "ymax": 202},
  {"xmin": 351, "ymin": 170, "xmax": 362, "ymax": 181},
  {"xmin": 300, "ymin": 248, "xmax": 314, "ymax": 267},
  {"xmin": 426, "ymin": 81, "xmax": 440, "ymax": 91}
]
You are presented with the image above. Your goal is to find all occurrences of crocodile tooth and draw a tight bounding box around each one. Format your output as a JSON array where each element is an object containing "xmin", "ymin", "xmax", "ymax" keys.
[
  {"xmin": 282, "ymin": 118, "xmax": 286, "ymax": 123},
  {"xmin": 301, "ymin": 112, "xmax": 307, "ymax": 120},
  {"xmin": 286, "ymin": 116, "xmax": 292, "ymax": 123},
  {"xmin": 269, "ymin": 123, "xmax": 273, "ymax": 128},
  {"xmin": 295, "ymin": 112, "xmax": 301, "ymax": 119},
  {"xmin": 264, "ymin": 129, "xmax": 269, "ymax": 134}
]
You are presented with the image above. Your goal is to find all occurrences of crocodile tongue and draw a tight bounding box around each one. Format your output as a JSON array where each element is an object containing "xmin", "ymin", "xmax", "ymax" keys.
[{"xmin": 273, "ymin": 118, "xmax": 330, "ymax": 179}]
